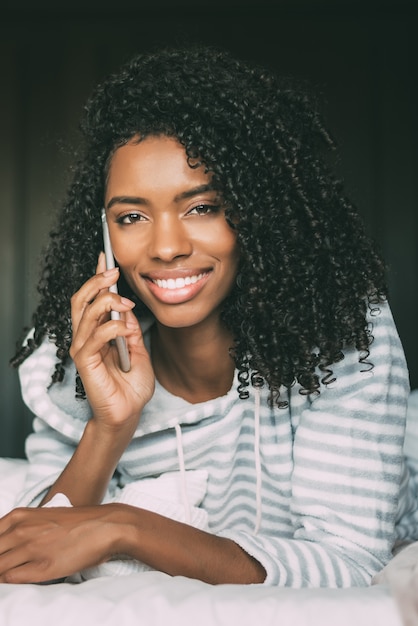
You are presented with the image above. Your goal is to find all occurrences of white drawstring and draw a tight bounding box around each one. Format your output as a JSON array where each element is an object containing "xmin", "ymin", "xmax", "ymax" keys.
[
  {"xmin": 253, "ymin": 387, "xmax": 262, "ymax": 535},
  {"xmin": 174, "ymin": 423, "xmax": 192, "ymax": 524}
]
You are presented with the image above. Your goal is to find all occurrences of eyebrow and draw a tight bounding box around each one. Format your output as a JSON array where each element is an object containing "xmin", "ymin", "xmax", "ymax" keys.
[
  {"xmin": 106, "ymin": 183, "xmax": 217, "ymax": 210},
  {"xmin": 174, "ymin": 183, "xmax": 216, "ymax": 202}
]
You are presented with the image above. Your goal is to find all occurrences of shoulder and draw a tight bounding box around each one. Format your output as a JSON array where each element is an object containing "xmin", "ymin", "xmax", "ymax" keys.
[
  {"xmin": 18, "ymin": 331, "xmax": 62, "ymax": 393},
  {"xmin": 362, "ymin": 299, "xmax": 408, "ymax": 383},
  {"xmin": 18, "ymin": 333, "xmax": 90, "ymax": 439},
  {"xmin": 287, "ymin": 299, "xmax": 409, "ymax": 431},
  {"xmin": 367, "ymin": 300, "xmax": 405, "ymax": 349}
]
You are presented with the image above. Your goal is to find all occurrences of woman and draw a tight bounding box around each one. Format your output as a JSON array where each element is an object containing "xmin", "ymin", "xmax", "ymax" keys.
[{"xmin": 1, "ymin": 46, "xmax": 417, "ymax": 586}]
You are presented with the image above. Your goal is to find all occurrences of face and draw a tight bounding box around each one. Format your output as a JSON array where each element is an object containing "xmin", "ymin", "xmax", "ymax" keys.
[{"xmin": 104, "ymin": 135, "xmax": 240, "ymax": 330}]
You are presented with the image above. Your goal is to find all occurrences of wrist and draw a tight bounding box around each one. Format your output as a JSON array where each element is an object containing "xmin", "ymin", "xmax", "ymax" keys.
[
  {"xmin": 85, "ymin": 414, "xmax": 138, "ymax": 452},
  {"xmin": 101, "ymin": 503, "xmax": 141, "ymax": 557},
  {"xmin": 48, "ymin": 422, "xmax": 135, "ymax": 507}
]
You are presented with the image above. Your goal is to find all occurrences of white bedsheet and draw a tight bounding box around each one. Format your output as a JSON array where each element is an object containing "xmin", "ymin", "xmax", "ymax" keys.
[
  {"xmin": 0, "ymin": 457, "xmax": 412, "ymax": 626},
  {"xmin": 0, "ymin": 571, "xmax": 402, "ymax": 626}
]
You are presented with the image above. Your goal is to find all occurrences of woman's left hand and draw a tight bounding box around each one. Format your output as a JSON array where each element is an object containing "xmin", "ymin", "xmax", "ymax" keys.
[{"xmin": 0, "ymin": 505, "xmax": 120, "ymax": 584}]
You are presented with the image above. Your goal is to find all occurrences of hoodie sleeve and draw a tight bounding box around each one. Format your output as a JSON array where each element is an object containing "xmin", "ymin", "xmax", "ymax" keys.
[
  {"xmin": 15, "ymin": 335, "xmax": 87, "ymax": 507},
  {"xmin": 15, "ymin": 421, "xmax": 77, "ymax": 507},
  {"xmin": 218, "ymin": 302, "xmax": 413, "ymax": 587}
]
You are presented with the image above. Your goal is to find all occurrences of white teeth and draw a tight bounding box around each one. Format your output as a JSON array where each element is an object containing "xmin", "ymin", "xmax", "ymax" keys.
[{"xmin": 153, "ymin": 274, "xmax": 205, "ymax": 289}]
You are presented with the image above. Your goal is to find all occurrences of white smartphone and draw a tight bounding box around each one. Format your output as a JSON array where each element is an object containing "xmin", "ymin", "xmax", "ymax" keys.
[{"xmin": 101, "ymin": 208, "xmax": 131, "ymax": 372}]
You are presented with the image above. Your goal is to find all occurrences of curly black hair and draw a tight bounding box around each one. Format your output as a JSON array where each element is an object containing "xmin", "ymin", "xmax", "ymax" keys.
[{"xmin": 11, "ymin": 45, "xmax": 387, "ymax": 406}]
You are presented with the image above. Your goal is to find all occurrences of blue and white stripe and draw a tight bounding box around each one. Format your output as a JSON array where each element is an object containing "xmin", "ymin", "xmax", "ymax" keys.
[{"xmin": 16, "ymin": 301, "xmax": 418, "ymax": 587}]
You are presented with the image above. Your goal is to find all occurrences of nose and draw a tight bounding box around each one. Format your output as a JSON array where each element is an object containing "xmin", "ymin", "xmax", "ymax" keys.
[{"xmin": 148, "ymin": 214, "xmax": 193, "ymax": 262}]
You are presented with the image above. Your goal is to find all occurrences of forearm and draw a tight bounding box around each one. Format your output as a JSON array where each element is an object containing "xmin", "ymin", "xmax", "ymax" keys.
[
  {"xmin": 40, "ymin": 419, "xmax": 135, "ymax": 506},
  {"xmin": 110, "ymin": 504, "xmax": 266, "ymax": 584}
]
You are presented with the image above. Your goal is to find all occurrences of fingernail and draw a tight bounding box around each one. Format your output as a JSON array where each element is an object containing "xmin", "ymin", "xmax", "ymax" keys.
[
  {"xmin": 126, "ymin": 320, "xmax": 139, "ymax": 329},
  {"xmin": 120, "ymin": 297, "xmax": 135, "ymax": 307},
  {"xmin": 103, "ymin": 267, "xmax": 119, "ymax": 277}
]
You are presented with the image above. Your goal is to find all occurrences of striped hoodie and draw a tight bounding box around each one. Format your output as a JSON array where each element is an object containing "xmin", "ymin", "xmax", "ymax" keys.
[{"xmin": 16, "ymin": 301, "xmax": 418, "ymax": 587}]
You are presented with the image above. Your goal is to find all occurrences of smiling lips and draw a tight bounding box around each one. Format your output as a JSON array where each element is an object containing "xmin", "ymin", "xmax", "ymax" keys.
[
  {"xmin": 144, "ymin": 271, "xmax": 211, "ymax": 304},
  {"xmin": 152, "ymin": 273, "xmax": 207, "ymax": 290}
]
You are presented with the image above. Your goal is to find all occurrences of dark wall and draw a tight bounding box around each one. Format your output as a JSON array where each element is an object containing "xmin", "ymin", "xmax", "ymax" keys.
[{"xmin": 1, "ymin": 0, "xmax": 417, "ymax": 457}]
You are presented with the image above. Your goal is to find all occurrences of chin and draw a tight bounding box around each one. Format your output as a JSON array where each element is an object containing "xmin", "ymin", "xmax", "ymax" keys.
[{"xmin": 151, "ymin": 305, "xmax": 221, "ymax": 330}]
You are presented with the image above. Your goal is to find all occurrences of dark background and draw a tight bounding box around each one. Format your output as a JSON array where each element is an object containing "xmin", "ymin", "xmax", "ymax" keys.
[{"xmin": 1, "ymin": 0, "xmax": 417, "ymax": 457}]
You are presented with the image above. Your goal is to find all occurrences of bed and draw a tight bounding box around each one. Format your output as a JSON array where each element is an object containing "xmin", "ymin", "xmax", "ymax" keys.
[
  {"xmin": 1, "ymin": 389, "xmax": 418, "ymax": 626},
  {"xmin": 0, "ymin": 460, "xmax": 416, "ymax": 626},
  {"xmin": 0, "ymin": 567, "xmax": 407, "ymax": 626}
]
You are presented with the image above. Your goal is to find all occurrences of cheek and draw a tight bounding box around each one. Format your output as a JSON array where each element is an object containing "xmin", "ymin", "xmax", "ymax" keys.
[
  {"xmin": 212, "ymin": 235, "xmax": 240, "ymax": 286},
  {"xmin": 110, "ymin": 232, "xmax": 142, "ymax": 268},
  {"xmin": 197, "ymin": 224, "xmax": 239, "ymax": 261},
  {"xmin": 218, "ymin": 232, "xmax": 240, "ymax": 269}
]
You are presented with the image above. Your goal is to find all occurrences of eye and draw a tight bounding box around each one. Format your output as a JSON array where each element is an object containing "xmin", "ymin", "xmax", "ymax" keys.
[
  {"xmin": 187, "ymin": 204, "xmax": 221, "ymax": 216},
  {"xmin": 116, "ymin": 212, "xmax": 147, "ymax": 225}
]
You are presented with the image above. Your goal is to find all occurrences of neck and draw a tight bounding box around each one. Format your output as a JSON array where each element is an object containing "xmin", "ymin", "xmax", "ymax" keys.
[{"xmin": 151, "ymin": 318, "xmax": 236, "ymax": 403}]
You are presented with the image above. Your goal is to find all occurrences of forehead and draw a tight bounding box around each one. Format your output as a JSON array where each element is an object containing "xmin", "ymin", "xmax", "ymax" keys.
[{"xmin": 106, "ymin": 136, "xmax": 212, "ymax": 196}]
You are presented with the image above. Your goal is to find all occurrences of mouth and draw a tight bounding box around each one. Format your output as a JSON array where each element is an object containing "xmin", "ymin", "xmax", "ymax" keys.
[
  {"xmin": 143, "ymin": 270, "xmax": 212, "ymax": 304},
  {"xmin": 151, "ymin": 272, "xmax": 208, "ymax": 290}
]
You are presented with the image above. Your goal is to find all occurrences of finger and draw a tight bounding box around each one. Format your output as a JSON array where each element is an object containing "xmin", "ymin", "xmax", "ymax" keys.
[
  {"xmin": 96, "ymin": 251, "xmax": 106, "ymax": 275},
  {"xmin": 0, "ymin": 553, "xmax": 63, "ymax": 585},
  {"xmin": 123, "ymin": 310, "xmax": 147, "ymax": 354},
  {"xmin": 0, "ymin": 507, "xmax": 27, "ymax": 535},
  {"xmin": 124, "ymin": 309, "xmax": 141, "ymax": 335},
  {"xmin": 71, "ymin": 315, "xmax": 142, "ymax": 376},
  {"xmin": 0, "ymin": 562, "xmax": 46, "ymax": 585},
  {"xmin": 71, "ymin": 290, "xmax": 135, "ymax": 355},
  {"xmin": 0, "ymin": 546, "xmax": 31, "ymax": 582},
  {"xmin": 122, "ymin": 313, "xmax": 155, "ymax": 387},
  {"xmin": 71, "ymin": 267, "xmax": 120, "ymax": 336},
  {"xmin": 95, "ymin": 253, "xmax": 111, "ymax": 299},
  {"xmin": 0, "ymin": 532, "xmax": 14, "ymax": 560}
]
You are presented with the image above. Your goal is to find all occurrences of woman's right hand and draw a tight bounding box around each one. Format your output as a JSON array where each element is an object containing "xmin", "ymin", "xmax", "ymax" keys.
[{"xmin": 69, "ymin": 253, "xmax": 155, "ymax": 435}]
